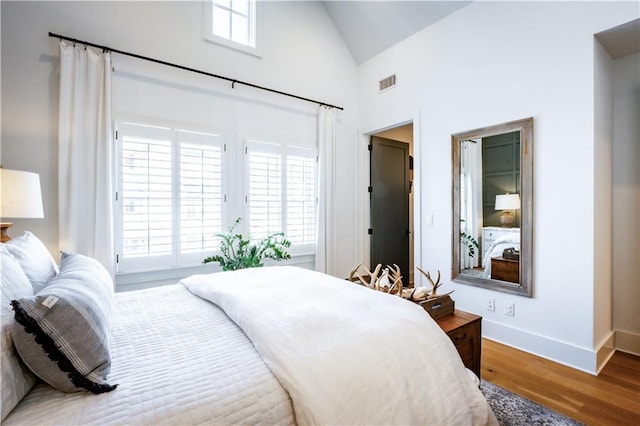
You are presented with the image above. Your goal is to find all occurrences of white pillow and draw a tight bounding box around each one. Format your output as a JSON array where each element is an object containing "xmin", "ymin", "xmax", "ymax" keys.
[
  {"xmin": 1, "ymin": 231, "xmax": 58, "ymax": 292},
  {"xmin": 1, "ymin": 247, "xmax": 38, "ymax": 420}
]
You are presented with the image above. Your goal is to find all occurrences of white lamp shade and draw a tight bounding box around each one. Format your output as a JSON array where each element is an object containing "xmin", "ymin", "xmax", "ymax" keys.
[
  {"xmin": 0, "ymin": 169, "xmax": 44, "ymax": 219},
  {"xmin": 495, "ymin": 193, "xmax": 520, "ymax": 210}
]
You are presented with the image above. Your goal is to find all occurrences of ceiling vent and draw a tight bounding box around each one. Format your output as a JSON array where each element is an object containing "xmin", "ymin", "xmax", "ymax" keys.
[{"xmin": 379, "ymin": 74, "xmax": 397, "ymax": 92}]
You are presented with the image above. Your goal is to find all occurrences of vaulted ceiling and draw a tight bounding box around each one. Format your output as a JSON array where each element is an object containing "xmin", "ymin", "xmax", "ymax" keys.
[
  {"xmin": 323, "ymin": 2, "xmax": 640, "ymax": 65},
  {"xmin": 322, "ymin": 1, "xmax": 472, "ymax": 64}
]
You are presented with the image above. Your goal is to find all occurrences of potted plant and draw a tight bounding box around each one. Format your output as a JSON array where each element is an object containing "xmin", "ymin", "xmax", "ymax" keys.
[
  {"xmin": 460, "ymin": 219, "xmax": 480, "ymax": 258},
  {"xmin": 203, "ymin": 218, "xmax": 291, "ymax": 271}
]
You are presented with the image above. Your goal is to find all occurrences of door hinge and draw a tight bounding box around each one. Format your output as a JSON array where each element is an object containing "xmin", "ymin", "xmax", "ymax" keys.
[
  {"xmin": 115, "ymin": 130, "xmax": 118, "ymax": 140},
  {"xmin": 115, "ymin": 191, "xmax": 118, "ymax": 201},
  {"xmin": 368, "ymin": 228, "xmax": 373, "ymax": 235},
  {"xmin": 368, "ymin": 144, "xmax": 372, "ymax": 151},
  {"xmin": 116, "ymin": 254, "xmax": 119, "ymax": 263},
  {"xmin": 368, "ymin": 186, "xmax": 373, "ymax": 193}
]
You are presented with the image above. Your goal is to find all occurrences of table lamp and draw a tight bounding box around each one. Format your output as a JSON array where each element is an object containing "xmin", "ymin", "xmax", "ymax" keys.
[
  {"xmin": 495, "ymin": 193, "xmax": 520, "ymax": 228},
  {"xmin": 0, "ymin": 168, "xmax": 44, "ymax": 242}
]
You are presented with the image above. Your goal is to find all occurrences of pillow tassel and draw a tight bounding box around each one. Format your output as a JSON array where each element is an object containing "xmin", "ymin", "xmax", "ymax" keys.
[{"xmin": 10, "ymin": 300, "xmax": 118, "ymax": 394}]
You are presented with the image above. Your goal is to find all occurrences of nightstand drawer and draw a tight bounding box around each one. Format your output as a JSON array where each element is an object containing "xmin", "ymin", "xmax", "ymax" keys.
[
  {"xmin": 446, "ymin": 321, "xmax": 480, "ymax": 372},
  {"xmin": 436, "ymin": 310, "xmax": 482, "ymax": 378}
]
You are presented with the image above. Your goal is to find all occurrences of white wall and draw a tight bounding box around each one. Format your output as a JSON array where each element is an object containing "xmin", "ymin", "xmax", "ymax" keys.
[
  {"xmin": 612, "ymin": 52, "xmax": 640, "ymax": 355},
  {"xmin": 356, "ymin": 1, "xmax": 638, "ymax": 373},
  {"xmin": 1, "ymin": 1, "xmax": 361, "ymax": 279}
]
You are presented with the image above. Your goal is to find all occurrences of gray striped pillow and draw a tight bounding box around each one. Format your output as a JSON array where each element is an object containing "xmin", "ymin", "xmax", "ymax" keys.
[{"xmin": 11, "ymin": 252, "xmax": 117, "ymax": 393}]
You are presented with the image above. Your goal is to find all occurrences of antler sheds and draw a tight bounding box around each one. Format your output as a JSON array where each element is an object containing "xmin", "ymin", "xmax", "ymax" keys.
[
  {"xmin": 388, "ymin": 264, "xmax": 403, "ymax": 282},
  {"xmin": 416, "ymin": 267, "xmax": 442, "ymax": 297},
  {"xmin": 349, "ymin": 262, "xmax": 363, "ymax": 282}
]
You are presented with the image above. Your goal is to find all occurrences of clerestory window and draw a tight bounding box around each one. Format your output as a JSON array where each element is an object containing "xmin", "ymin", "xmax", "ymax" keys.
[{"xmin": 204, "ymin": 0, "xmax": 259, "ymax": 55}]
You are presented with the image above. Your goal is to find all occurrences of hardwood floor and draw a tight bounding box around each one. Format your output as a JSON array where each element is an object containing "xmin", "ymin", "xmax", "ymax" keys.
[{"xmin": 482, "ymin": 339, "xmax": 640, "ymax": 426}]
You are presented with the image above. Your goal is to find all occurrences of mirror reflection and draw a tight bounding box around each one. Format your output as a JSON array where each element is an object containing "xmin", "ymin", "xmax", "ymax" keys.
[{"xmin": 452, "ymin": 118, "xmax": 533, "ymax": 297}]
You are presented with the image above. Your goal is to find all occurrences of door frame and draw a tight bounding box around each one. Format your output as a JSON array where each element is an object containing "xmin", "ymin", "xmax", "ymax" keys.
[{"xmin": 357, "ymin": 113, "xmax": 422, "ymax": 286}]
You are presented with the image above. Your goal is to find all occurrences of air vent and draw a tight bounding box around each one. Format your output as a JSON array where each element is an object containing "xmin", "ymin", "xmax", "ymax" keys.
[{"xmin": 379, "ymin": 74, "xmax": 397, "ymax": 92}]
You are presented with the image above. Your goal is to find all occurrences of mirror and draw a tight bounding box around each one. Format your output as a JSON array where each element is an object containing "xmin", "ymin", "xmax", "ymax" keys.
[{"xmin": 452, "ymin": 117, "xmax": 533, "ymax": 297}]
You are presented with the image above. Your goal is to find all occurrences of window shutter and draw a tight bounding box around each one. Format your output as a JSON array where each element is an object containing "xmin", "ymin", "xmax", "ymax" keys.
[
  {"xmin": 247, "ymin": 144, "xmax": 282, "ymax": 239},
  {"xmin": 178, "ymin": 131, "xmax": 224, "ymax": 254},
  {"xmin": 119, "ymin": 124, "xmax": 173, "ymax": 258},
  {"xmin": 287, "ymin": 152, "xmax": 316, "ymax": 245}
]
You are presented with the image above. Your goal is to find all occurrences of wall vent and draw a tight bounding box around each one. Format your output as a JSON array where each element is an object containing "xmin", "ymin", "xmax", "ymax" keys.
[{"xmin": 379, "ymin": 74, "xmax": 397, "ymax": 92}]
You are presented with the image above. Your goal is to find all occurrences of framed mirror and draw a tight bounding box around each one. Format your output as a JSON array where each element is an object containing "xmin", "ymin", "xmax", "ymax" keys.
[{"xmin": 452, "ymin": 117, "xmax": 533, "ymax": 297}]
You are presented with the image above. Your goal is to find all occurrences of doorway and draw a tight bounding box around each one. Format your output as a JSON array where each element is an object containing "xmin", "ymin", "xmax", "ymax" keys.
[{"xmin": 370, "ymin": 123, "xmax": 414, "ymax": 284}]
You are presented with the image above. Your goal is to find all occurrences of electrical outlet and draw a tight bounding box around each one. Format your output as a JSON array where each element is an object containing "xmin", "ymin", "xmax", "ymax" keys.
[
  {"xmin": 486, "ymin": 298, "xmax": 495, "ymax": 312},
  {"xmin": 504, "ymin": 301, "xmax": 515, "ymax": 316}
]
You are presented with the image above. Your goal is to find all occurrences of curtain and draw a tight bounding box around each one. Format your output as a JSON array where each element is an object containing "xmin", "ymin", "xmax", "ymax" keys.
[
  {"xmin": 58, "ymin": 42, "xmax": 114, "ymax": 275},
  {"xmin": 460, "ymin": 140, "xmax": 483, "ymax": 269},
  {"xmin": 315, "ymin": 106, "xmax": 336, "ymax": 275}
]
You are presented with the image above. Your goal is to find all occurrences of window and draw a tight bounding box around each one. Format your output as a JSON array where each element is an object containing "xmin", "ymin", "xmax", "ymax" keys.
[
  {"xmin": 204, "ymin": 0, "xmax": 259, "ymax": 55},
  {"xmin": 115, "ymin": 123, "xmax": 225, "ymax": 272},
  {"xmin": 245, "ymin": 140, "xmax": 317, "ymax": 254},
  {"xmin": 115, "ymin": 123, "xmax": 317, "ymax": 274}
]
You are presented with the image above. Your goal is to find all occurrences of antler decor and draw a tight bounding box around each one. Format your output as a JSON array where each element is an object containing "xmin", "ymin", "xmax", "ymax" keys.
[
  {"xmin": 348, "ymin": 263, "xmax": 454, "ymax": 304},
  {"xmin": 416, "ymin": 267, "xmax": 454, "ymax": 300}
]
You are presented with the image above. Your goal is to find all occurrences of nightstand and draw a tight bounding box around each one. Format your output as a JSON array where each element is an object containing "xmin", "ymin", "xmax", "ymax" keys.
[
  {"xmin": 491, "ymin": 257, "xmax": 519, "ymax": 283},
  {"xmin": 435, "ymin": 310, "xmax": 482, "ymax": 379}
]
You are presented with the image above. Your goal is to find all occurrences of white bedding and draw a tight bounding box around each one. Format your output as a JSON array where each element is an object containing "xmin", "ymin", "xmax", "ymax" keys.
[
  {"xmin": 4, "ymin": 284, "xmax": 295, "ymax": 425},
  {"xmin": 483, "ymin": 234, "xmax": 520, "ymax": 278},
  {"xmin": 182, "ymin": 266, "xmax": 497, "ymax": 426}
]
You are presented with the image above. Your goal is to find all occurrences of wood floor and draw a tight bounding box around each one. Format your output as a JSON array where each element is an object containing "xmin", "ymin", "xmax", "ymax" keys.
[{"xmin": 482, "ymin": 339, "xmax": 640, "ymax": 425}]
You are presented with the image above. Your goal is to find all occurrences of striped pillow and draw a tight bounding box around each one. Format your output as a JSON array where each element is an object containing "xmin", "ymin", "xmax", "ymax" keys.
[{"xmin": 11, "ymin": 252, "xmax": 117, "ymax": 393}]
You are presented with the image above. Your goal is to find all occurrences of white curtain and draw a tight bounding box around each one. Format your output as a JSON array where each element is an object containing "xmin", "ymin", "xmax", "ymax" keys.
[
  {"xmin": 460, "ymin": 140, "xmax": 483, "ymax": 269},
  {"xmin": 315, "ymin": 106, "xmax": 336, "ymax": 275},
  {"xmin": 58, "ymin": 42, "xmax": 114, "ymax": 275}
]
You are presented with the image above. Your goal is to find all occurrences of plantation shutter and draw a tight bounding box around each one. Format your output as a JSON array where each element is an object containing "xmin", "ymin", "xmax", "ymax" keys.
[
  {"xmin": 286, "ymin": 149, "xmax": 316, "ymax": 247},
  {"xmin": 118, "ymin": 123, "xmax": 174, "ymax": 270},
  {"xmin": 178, "ymin": 131, "xmax": 225, "ymax": 260},
  {"xmin": 245, "ymin": 140, "xmax": 317, "ymax": 252},
  {"xmin": 246, "ymin": 141, "xmax": 282, "ymax": 240}
]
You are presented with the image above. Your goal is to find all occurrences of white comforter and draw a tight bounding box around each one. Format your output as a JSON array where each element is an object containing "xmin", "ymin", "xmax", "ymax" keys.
[
  {"xmin": 4, "ymin": 284, "xmax": 295, "ymax": 425},
  {"xmin": 483, "ymin": 234, "xmax": 520, "ymax": 278},
  {"xmin": 182, "ymin": 266, "xmax": 497, "ymax": 426}
]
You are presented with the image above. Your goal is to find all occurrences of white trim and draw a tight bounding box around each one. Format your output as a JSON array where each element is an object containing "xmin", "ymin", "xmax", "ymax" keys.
[
  {"xmin": 483, "ymin": 318, "xmax": 600, "ymax": 375},
  {"xmin": 615, "ymin": 329, "xmax": 640, "ymax": 357},
  {"xmin": 115, "ymin": 253, "xmax": 315, "ymax": 292},
  {"xmin": 203, "ymin": 0, "xmax": 263, "ymax": 58},
  {"xmin": 595, "ymin": 331, "xmax": 616, "ymax": 374},
  {"xmin": 357, "ymin": 112, "xmax": 421, "ymax": 284}
]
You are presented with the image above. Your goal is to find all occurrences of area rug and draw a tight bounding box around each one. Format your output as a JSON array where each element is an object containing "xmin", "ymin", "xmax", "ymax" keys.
[{"xmin": 480, "ymin": 381, "xmax": 583, "ymax": 426}]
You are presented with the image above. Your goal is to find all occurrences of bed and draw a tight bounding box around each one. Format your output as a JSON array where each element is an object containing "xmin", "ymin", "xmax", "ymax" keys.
[
  {"xmin": 1, "ymin": 232, "xmax": 497, "ymax": 425},
  {"xmin": 482, "ymin": 233, "xmax": 520, "ymax": 279}
]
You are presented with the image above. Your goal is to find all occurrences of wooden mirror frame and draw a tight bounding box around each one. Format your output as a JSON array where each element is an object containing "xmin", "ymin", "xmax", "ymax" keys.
[{"xmin": 452, "ymin": 117, "xmax": 533, "ymax": 297}]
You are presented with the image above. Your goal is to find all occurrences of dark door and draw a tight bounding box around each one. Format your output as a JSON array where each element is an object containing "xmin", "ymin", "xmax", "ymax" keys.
[{"xmin": 370, "ymin": 136, "xmax": 410, "ymax": 279}]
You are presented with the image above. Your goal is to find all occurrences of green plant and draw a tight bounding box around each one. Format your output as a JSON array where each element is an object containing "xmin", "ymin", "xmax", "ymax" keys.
[
  {"xmin": 203, "ymin": 218, "xmax": 291, "ymax": 271},
  {"xmin": 460, "ymin": 219, "xmax": 480, "ymax": 258}
]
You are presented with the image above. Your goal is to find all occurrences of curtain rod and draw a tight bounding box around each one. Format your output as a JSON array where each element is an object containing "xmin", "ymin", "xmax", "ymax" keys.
[{"xmin": 48, "ymin": 32, "xmax": 344, "ymax": 111}]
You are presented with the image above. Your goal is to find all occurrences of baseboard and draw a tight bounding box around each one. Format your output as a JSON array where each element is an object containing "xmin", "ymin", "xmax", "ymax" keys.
[
  {"xmin": 596, "ymin": 332, "xmax": 616, "ymax": 374},
  {"xmin": 483, "ymin": 319, "xmax": 599, "ymax": 375},
  {"xmin": 615, "ymin": 329, "xmax": 640, "ymax": 356}
]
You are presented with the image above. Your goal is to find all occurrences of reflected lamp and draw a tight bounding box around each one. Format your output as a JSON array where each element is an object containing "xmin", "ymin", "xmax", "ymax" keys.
[{"xmin": 495, "ymin": 193, "xmax": 520, "ymax": 228}]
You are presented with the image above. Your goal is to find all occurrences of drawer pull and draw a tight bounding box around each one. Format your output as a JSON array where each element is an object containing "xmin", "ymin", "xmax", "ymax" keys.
[{"xmin": 453, "ymin": 333, "xmax": 467, "ymax": 342}]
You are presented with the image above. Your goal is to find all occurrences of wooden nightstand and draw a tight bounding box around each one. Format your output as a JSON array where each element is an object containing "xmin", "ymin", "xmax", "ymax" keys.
[
  {"xmin": 435, "ymin": 310, "xmax": 482, "ymax": 379},
  {"xmin": 491, "ymin": 257, "xmax": 519, "ymax": 283}
]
